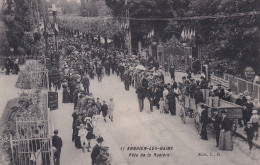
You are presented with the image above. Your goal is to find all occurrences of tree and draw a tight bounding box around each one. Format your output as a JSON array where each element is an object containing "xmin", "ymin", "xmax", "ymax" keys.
[{"xmin": 2, "ymin": 0, "xmax": 36, "ymax": 55}]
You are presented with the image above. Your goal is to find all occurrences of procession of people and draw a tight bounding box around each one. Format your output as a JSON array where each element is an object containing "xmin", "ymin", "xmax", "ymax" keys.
[{"xmin": 45, "ymin": 31, "xmax": 260, "ymax": 165}]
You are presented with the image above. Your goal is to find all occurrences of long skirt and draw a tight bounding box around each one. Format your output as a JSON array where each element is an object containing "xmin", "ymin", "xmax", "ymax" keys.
[
  {"xmin": 219, "ymin": 131, "xmax": 233, "ymax": 151},
  {"xmin": 62, "ymin": 89, "xmax": 70, "ymax": 103},
  {"xmin": 75, "ymin": 136, "xmax": 81, "ymax": 149},
  {"xmin": 108, "ymin": 108, "xmax": 114, "ymax": 117}
]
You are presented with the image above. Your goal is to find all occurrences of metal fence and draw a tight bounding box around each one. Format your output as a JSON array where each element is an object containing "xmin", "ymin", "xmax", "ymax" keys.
[{"xmin": 223, "ymin": 73, "xmax": 260, "ymax": 102}]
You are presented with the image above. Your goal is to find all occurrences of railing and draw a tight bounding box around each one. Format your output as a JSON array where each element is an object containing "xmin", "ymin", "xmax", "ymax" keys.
[{"xmin": 223, "ymin": 73, "xmax": 260, "ymax": 102}]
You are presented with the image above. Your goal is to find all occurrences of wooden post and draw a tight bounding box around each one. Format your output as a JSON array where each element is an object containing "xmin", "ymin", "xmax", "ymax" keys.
[{"xmin": 9, "ymin": 135, "xmax": 15, "ymax": 165}]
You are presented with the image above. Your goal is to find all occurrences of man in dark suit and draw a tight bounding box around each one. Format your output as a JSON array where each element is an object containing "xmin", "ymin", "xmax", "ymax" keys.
[
  {"xmin": 200, "ymin": 104, "xmax": 208, "ymax": 140},
  {"xmin": 236, "ymin": 93, "xmax": 245, "ymax": 127},
  {"xmin": 101, "ymin": 101, "xmax": 108, "ymax": 122},
  {"xmin": 91, "ymin": 137, "xmax": 104, "ymax": 165},
  {"xmin": 214, "ymin": 84, "xmax": 225, "ymax": 99},
  {"xmin": 52, "ymin": 129, "xmax": 63, "ymax": 165},
  {"xmin": 166, "ymin": 88, "xmax": 179, "ymax": 115},
  {"xmin": 136, "ymin": 86, "xmax": 146, "ymax": 112},
  {"xmin": 194, "ymin": 87, "xmax": 204, "ymax": 109},
  {"xmin": 212, "ymin": 108, "xmax": 222, "ymax": 147}
]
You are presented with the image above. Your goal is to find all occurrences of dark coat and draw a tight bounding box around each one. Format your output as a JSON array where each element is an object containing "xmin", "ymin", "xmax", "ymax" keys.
[
  {"xmin": 166, "ymin": 91, "xmax": 178, "ymax": 104},
  {"xmin": 235, "ymin": 98, "xmax": 244, "ymax": 106},
  {"xmin": 52, "ymin": 135, "xmax": 63, "ymax": 152},
  {"xmin": 221, "ymin": 117, "xmax": 231, "ymax": 132},
  {"xmin": 171, "ymin": 82, "xmax": 177, "ymax": 89},
  {"xmin": 213, "ymin": 115, "xmax": 222, "ymax": 131},
  {"xmin": 243, "ymin": 102, "xmax": 254, "ymax": 117},
  {"xmin": 244, "ymin": 127, "xmax": 254, "ymax": 140},
  {"xmin": 91, "ymin": 144, "xmax": 101, "ymax": 163},
  {"xmin": 214, "ymin": 88, "xmax": 225, "ymax": 99},
  {"xmin": 194, "ymin": 90, "xmax": 204, "ymax": 104},
  {"xmin": 141, "ymin": 78, "xmax": 149, "ymax": 89},
  {"xmin": 200, "ymin": 109, "xmax": 208, "ymax": 125},
  {"xmin": 136, "ymin": 86, "xmax": 146, "ymax": 99},
  {"xmin": 82, "ymin": 76, "xmax": 90, "ymax": 87},
  {"xmin": 101, "ymin": 104, "xmax": 108, "ymax": 116}
]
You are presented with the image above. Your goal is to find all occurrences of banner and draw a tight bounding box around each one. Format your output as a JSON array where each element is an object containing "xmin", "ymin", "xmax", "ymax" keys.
[{"xmin": 48, "ymin": 92, "xmax": 58, "ymax": 110}]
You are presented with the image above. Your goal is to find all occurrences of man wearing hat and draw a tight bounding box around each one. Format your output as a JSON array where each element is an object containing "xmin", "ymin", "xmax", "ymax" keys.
[
  {"xmin": 244, "ymin": 121, "xmax": 254, "ymax": 150},
  {"xmin": 52, "ymin": 129, "xmax": 63, "ymax": 165},
  {"xmin": 214, "ymin": 84, "xmax": 225, "ymax": 100},
  {"xmin": 212, "ymin": 108, "xmax": 222, "ymax": 147},
  {"xmin": 91, "ymin": 137, "xmax": 104, "ymax": 165},
  {"xmin": 236, "ymin": 93, "xmax": 245, "ymax": 127},
  {"xmin": 200, "ymin": 104, "xmax": 208, "ymax": 140},
  {"xmin": 242, "ymin": 96, "xmax": 254, "ymax": 126},
  {"xmin": 194, "ymin": 86, "xmax": 204, "ymax": 107}
]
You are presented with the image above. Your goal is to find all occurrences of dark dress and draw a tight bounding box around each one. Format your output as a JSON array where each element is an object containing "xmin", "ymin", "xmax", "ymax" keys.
[
  {"xmin": 101, "ymin": 104, "xmax": 108, "ymax": 117},
  {"xmin": 200, "ymin": 109, "xmax": 208, "ymax": 140},
  {"xmin": 62, "ymin": 87, "xmax": 70, "ymax": 103},
  {"xmin": 219, "ymin": 117, "xmax": 233, "ymax": 151},
  {"xmin": 86, "ymin": 123, "xmax": 94, "ymax": 140},
  {"xmin": 73, "ymin": 119, "xmax": 82, "ymax": 148}
]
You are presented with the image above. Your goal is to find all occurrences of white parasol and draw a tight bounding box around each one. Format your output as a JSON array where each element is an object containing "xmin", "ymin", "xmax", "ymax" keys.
[{"xmin": 135, "ymin": 65, "xmax": 146, "ymax": 70}]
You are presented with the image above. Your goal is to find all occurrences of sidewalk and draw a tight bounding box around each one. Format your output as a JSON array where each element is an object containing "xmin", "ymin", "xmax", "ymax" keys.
[{"xmin": 0, "ymin": 74, "xmax": 20, "ymax": 165}]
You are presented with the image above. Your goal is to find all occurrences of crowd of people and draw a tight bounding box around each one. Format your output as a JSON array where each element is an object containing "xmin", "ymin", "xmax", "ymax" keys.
[
  {"xmin": 2, "ymin": 57, "xmax": 20, "ymax": 75},
  {"xmin": 48, "ymin": 33, "xmax": 260, "ymax": 165}
]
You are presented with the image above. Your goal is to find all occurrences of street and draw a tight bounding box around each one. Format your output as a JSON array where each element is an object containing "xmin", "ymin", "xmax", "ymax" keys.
[{"xmin": 51, "ymin": 73, "xmax": 259, "ymax": 165}]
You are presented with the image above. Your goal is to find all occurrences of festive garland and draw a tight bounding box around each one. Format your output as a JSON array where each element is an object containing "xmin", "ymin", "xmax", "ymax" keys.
[{"xmin": 57, "ymin": 15, "xmax": 123, "ymax": 38}]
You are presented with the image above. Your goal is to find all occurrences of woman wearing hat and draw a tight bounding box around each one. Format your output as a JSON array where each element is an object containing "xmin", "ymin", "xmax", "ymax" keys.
[
  {"xmin": 250, "ymin": 110, "xmax": 260, "ymax": 140},
  {"xmin": 219, "ymin": 110, "xmax": 233, "ymax": 151},
  {"xmin": 85, "ymin": 117, "xmax": 94, "ymax": 152}
]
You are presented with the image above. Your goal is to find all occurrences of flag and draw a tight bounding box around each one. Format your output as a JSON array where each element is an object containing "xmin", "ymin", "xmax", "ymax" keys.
[
  {"xmin": 151, "ymin": 29, "xmax": 154, "ymax": 36},
  {"xmin": 54, "ymin": 23, "xmax": 59, "ymax": 33},
  {"xmin": 187, "ymin": 27, "xmax": 191, "ymax": 40},
  {"xmin": 181, "ymin": 28, "xmax": 185, "ymax": 40}
]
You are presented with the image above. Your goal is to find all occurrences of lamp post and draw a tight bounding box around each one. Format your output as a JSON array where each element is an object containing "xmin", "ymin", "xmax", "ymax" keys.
[
  {"xmin": 125, "ymin": 0, "xmax": 131, "ymax": 56},
  {"xmin": 52, "ymin": 4, "xmax": 58, "ymax": 51}
]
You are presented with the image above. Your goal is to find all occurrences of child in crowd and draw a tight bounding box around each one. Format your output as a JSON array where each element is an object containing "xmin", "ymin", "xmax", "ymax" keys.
[{"xmin": 78, "ymin": 124, "xmax": 88, "ymax": 152}]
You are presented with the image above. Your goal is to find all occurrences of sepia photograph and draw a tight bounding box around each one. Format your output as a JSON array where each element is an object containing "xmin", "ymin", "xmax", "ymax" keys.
[{"xmin": 0, "ymin": 0, "xmax": 259, "ymax": 165}]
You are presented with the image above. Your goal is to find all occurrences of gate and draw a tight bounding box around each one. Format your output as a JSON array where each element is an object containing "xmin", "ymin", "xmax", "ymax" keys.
[{"xmin": 11, "ymin": 116, "xmax": 53, "ymax": 165}]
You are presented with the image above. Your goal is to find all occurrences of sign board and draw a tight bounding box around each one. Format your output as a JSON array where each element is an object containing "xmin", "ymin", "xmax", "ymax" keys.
[
  {"xmin": 218, "ymin": 107, "xmax": 243, "ymax": 119},
  {"xmin": 48, "ymin": 92, "xmax": 58, "ymax": 110}
]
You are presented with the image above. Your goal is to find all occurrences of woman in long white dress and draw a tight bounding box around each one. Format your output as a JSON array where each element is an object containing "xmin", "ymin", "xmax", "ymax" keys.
[{"xmin": 107, "ymin": 98, "xmax": 115, "ymax": 121}]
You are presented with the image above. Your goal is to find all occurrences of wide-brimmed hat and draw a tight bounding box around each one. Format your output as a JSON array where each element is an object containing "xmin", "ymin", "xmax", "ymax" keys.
[
  {"xmin": 84, "ymin": 117, "xmax": 92, "ymax": 122},
  {"xmin": 247, "ymin": 121, "xmax": 252, "ymax": 124},
  {"xmin": 238, "ymin": 93, "xmax": 243, "ymax": 96},
  {"xmin": 97, "ymin": 137, "xmax": 104, "ymax": 143},
  {"xmin": 252, "ymin": 110, "xmax": 258, "ymax": 114}
]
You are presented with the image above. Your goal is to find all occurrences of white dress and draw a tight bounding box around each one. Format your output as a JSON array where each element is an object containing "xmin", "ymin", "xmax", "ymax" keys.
[{"xmin": 108, "ymin": 101, "xmax": 115, "ymax": 117}]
